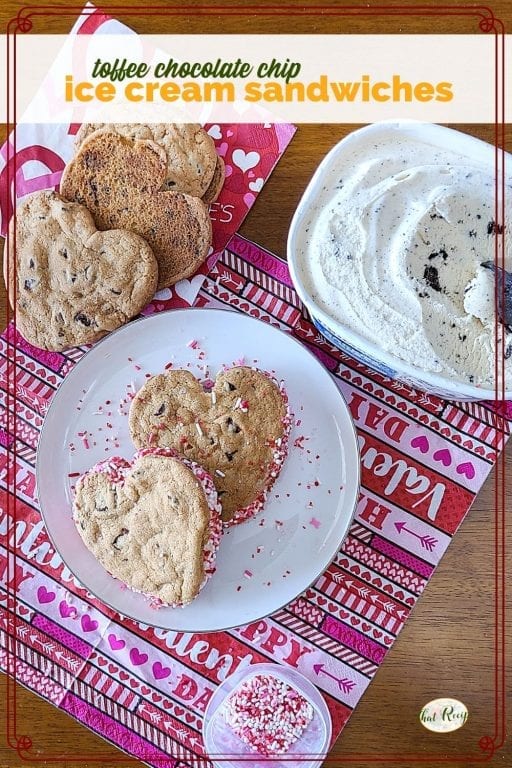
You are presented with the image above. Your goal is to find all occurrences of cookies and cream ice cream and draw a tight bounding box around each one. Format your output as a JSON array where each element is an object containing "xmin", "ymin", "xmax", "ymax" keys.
[{"xmin": 297, "ymin": 123, "xmax": 511, "ymax": 388}]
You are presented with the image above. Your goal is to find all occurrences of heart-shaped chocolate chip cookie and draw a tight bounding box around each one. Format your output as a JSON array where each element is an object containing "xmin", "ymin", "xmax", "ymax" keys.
[
  {"xmin": 73, "ymin": 448, "xmax": 222, "ymax": 607},
  {"xmin": 128, "ymin": 367, "xmax": 291, "ymax": 525},
  {"xmin": 60, "ymin": 131, "xmax": 212, "ymax": 289},
  {"xmin": 6, "ymin": 190, "xmax": 158, "ymax": 351}
]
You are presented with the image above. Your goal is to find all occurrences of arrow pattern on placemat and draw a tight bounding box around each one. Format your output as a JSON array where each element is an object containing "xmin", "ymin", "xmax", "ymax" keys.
[
  {"xmin": 30, "ymin": 635, "xmax": 55, "ymax": 653},
  {"xmin": 330, "ymin": 575, "xmax": 400, "ymax": 613},
  {"xmin": 394, "ymin": 522, "xmax": 438, "ymax": 551},
  {"xmin": 55, "ymin": 651, "xmax": 81, "ymax": 671},
  {"xmin": 313, "ymin": 663, "xmax": 356, "ymax": 693}
]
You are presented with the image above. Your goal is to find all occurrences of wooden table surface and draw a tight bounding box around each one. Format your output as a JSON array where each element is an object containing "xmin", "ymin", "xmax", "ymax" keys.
[{"xmin": 0, "ymin": 1, "xmax": 510, "ymax": 766}]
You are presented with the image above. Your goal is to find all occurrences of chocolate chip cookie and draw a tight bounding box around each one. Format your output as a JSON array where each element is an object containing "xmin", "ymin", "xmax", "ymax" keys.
[
  {"xmin": 60, "ymin": 131, "xmax": 212, "ymax": 288},
  {"xmin": 202, "ymin": 155, "xmax": 226, "ymax": 205},
  {"xmin": 6, "ymin": 190, "xmax": 158, "ymax": 351},
  {"xmin": 74, "ymin": 123, "xmax": 218, "ymax": 198},
  {"xmin": 128, "ymin": 367, "xmax": 291, "ymax": 525},
  {"xmin": 73, "ymin": 448, "xmax": 222, "ymax": 607}
]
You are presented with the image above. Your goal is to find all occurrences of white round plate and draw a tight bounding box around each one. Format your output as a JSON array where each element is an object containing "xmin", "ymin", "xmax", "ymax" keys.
[{"xmin": 37, "ymin": 308, "xmax": 360, "ymax": 631}]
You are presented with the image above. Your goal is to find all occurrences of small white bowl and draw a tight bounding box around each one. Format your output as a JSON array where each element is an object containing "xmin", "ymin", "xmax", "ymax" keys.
[
  {"xmin": 203, "ymin": 663, "xmax": 332, "ymax": 768},
  {"xmin": 288, "ymin": 121, "xmax": 511, "ymax": 401}
]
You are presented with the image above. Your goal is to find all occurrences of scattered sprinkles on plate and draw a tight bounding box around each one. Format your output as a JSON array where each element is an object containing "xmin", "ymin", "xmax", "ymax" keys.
[
  {"xmin": 294, "ymin": 434, "xmax": 309, "ymax": 449},
  {"xmin": 224, "ymin": 673, "xmax": 314, "ymax": 756}
]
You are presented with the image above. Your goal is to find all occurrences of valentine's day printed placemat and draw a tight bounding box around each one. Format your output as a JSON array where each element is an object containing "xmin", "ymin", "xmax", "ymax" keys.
[
  {"xmin": 1, "ymin": 234, "xmax": 510, "ymax": 767},
  {"xmin": 0, "ymin": 3, "xmax": 296, "ymax": 311}
]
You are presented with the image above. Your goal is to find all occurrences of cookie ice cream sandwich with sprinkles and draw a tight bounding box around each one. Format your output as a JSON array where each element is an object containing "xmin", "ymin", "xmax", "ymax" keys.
[
  {"xmin": 72, "ymin": 447, "xmax": 222, "ymax": 608},
  {"xmin": 128, "ymin": 366, "xmax": 292, "ymax": 526}
]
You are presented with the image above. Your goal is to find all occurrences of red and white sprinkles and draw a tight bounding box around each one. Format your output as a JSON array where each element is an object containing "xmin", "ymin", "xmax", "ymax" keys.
[{"xmin": 224, "ymin": 673, "xmax": 314, "ymax": 756}]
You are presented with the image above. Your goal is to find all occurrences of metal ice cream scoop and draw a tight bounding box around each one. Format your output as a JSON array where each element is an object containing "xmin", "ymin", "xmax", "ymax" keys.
[{"xmin": 481, "ymin": 261, "xmax": 512, "ymax": 330}]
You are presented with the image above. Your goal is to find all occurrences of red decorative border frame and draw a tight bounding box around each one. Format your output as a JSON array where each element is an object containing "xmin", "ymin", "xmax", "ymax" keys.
[{"xmin": 3, "ymin": 3, "xmax": 507, "ymax": 766}]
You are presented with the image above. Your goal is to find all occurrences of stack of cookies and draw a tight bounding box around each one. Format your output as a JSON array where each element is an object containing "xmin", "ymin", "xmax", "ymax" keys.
[
  {"xmin": 73, "ymin": 366, "xmax": 291, "ymax": 608},
  {"xmin": 6, "ymin": 123, "xmax": 224, "ymax": 352}
]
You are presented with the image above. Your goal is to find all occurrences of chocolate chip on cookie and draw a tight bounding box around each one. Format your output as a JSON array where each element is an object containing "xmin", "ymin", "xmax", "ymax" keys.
[
  {"xmin": 6, "ymin": 190, "xmax": 158, "ymax": 351},
  {"xmin": 128, "ymin": 367, "xmax": 291, "ymax": 525}
]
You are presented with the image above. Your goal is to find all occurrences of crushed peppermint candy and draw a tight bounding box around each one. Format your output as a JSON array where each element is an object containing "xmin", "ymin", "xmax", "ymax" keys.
[
  {"xmin": 224, "ymin": 674, "xmax": 313, "ymax": 756},
  {"xmin": 77, "ymin": 431, "xmax": 91, "ymax": 450}
]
